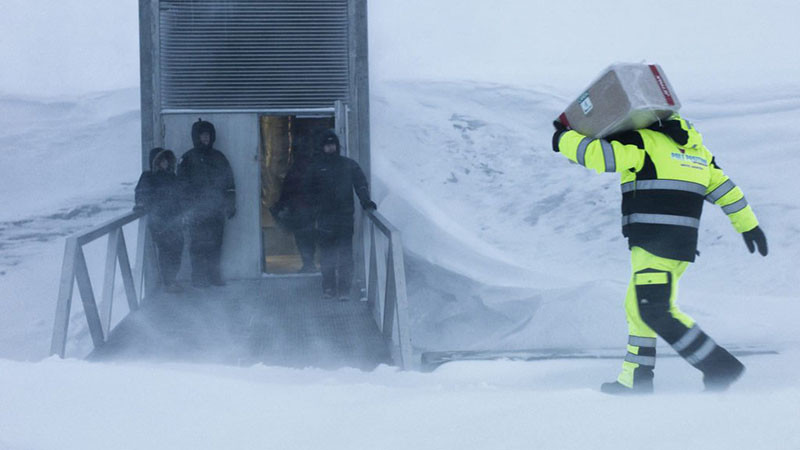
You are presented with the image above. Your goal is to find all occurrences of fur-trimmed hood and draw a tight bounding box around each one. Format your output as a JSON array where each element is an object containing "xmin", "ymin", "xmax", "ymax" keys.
[{"xmin": 149, "ymin": 147, "xmax": 177, "ymax": 172}]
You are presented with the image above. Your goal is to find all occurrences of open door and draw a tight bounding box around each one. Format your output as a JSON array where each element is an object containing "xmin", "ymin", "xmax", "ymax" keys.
[{"xmin": 260, "ymin": 114, "xmax": 335, "ymax": 274}]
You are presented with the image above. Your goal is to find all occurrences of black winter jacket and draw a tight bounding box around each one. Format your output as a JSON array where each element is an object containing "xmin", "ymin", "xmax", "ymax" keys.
[
  {"xmin": 177, "ymin": 120, "xmax": 236, "ymax": 219},
  {"xmin": 277, "ymin": 155, "xmax": 315, "ymax": 215},
  {"xmin": 306, "ymin": 152, "xmax": 372, "ymax": 234},
  {"xmin": 135, "ymin": 148, "xmax": 183, "ymax": 230}
]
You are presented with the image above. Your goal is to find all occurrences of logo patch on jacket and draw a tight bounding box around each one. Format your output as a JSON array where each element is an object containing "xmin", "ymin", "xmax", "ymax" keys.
[{"xmin": 671, "ymin": 150, "xmax": 708, "ymax": 167}]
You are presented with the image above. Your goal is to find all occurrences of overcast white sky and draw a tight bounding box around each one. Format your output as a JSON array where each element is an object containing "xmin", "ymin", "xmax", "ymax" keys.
[
  {"xmin": 0, "ymin": 0, "xmax": 140, "ymax": 96},
  {"xmin": 1, "ymin": 0, "xmax": 798, "ymax": 97}
]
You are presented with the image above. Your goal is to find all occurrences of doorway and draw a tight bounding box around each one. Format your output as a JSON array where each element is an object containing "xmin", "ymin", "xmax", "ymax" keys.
[{"xmin": 260, "ymin": 115, "xmax": 335, "ymax": 274}]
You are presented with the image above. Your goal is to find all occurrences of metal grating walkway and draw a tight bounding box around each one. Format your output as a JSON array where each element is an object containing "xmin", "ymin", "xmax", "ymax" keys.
[{"xmin": 89, "ymin": 276, "xmax": 390, "ymax": 370}]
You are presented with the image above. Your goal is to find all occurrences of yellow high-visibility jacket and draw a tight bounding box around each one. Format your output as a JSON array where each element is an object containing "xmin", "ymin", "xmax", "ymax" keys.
[{"xmin": 556, "ymin": 115, "xmax": 758, "ymax": 261}]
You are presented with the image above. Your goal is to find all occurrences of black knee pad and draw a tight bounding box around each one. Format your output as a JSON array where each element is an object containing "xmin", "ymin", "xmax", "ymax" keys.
[{"xmin": 634, "ymin": 269, "xmax": 685, "ymax": 343}]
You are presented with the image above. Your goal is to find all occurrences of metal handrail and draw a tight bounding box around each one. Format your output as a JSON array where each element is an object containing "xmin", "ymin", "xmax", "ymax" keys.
[
  {"xmin": 50, "ymin": 210, "xmax": 152, "ymax": 358},
  {"xmin": 51, "ymin": 207, "xmax": 412, "ymax": 366},
  {"xmin": 363, "ymin": 209, "xmax": 413, "ymax": 369}
]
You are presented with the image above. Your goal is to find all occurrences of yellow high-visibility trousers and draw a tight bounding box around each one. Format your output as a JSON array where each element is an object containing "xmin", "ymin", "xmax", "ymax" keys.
[{"xmin": 618, "ymin": 246, "xmax": 695, "ymax": 388}]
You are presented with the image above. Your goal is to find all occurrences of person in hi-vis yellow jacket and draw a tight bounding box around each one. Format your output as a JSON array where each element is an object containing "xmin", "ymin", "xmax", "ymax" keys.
[{"xmin": 552, "ymin": 114, "xmax": 768, "ymax": 394}]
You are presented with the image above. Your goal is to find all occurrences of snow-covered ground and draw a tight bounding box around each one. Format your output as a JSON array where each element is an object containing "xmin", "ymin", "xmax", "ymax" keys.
[
  {"xmin": 1, "ymin": 353, "xmax": 799, "ymax": 450},
  {"xmin": 1, "ymin": 1, "xmax": 799, "ymax": 449}
]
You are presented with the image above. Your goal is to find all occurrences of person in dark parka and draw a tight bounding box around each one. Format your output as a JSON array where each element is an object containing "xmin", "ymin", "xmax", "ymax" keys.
[
  {"xmin": 271, "ymin": 135, "xmax": 317, "ymax": 272},
  {"xmin": 306, "ymin": 130, "xmax": 376, "ymax": 300},
  {"xmin": 134, "ymin": 148, "xmax": 185, "ymax": 293},
  {"xmin": 177, "ymin": 119, "xmax": 236, "ymax": 287}
]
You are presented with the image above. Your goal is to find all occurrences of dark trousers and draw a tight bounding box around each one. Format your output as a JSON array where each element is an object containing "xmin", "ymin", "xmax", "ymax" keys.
[
  {"xmin": 189, "ymin": 214, "xmax": 225, "ymax": 283},
  {"xmin": 318, "ymin": 230, "xmax": 353, "ymax": 294},
  {"xmin": 294, "ymin": 226, "xmax": 316, "ymax": 268},
  {"xmin": 150, "ymin": 226, "xmax": 184, "ymax": 285}
]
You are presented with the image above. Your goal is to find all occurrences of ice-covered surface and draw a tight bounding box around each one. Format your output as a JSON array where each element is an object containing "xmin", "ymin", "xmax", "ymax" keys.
[{"xmin": 1, "ymin": 0, "xmax": 799, "ymax": 448}]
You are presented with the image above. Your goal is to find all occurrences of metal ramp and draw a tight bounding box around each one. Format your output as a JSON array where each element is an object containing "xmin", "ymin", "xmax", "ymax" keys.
[
  {"xmin": 51, "ymin": 210, "xmax": 413, "ymax": 370},
  {"xmin": 89, "ymin": 277, "xmax": 390, "ymax": 370}
]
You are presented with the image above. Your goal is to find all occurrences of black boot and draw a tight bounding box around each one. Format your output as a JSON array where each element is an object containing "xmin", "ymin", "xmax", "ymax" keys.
[
  {"xmin": 601, "ymin": 367, "xmax": 654, "ymax": 395},
  {"xmin": 601, "ymin": 380, "xmax": 653, "ymax": 395},
  {"xmin": 697, "ymin": 347, "xmax": 745, "ymax": 391}
]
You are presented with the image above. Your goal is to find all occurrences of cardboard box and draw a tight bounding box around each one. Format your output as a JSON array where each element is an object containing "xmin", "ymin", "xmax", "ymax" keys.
[{"xmin": 557, "ymin": 63, "xmax": 681, "ymax": 138}]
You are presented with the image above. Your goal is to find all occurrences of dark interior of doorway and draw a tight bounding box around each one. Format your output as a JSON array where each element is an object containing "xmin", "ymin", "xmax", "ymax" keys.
[{"xmin": 260, "ymin": 115, "xmax": 335, "ymax": 274}]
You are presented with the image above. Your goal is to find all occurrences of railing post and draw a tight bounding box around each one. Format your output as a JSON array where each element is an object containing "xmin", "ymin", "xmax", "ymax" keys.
[
  {"xmin": 375, "ymin": 230, "xmax": 387, "ymax": 319},
  {"xmin": 133, "ymin": 216, "xmax": 155, "ymax": 303},
  {"xmin": 366, "ymin": 223, "xmax": 379, "ymax": 319},
  {"xmin": 51, "ymin": 211, "xmax": 146, "ymax": 358},
  {"xmin": 133, "ymin": 217, "xmax": 147, "ymax": 303},
  {"xmin": 382, "ymin": 240, "xmax": 397, "ymax": 340},
  {"xmin": 100, "ymin": 228, "xmax": 121, "ymax": 336},
  {"xmin": 143, "ymin": 227, "xmax": 158, "ymax": 300},
  {"xmin": 117, "ymin": 229, "xmax": 140, "ymax": 313},
  {"xmin": 362, "ymin": 210, "xmax": 415, "ymax": 369},
  {"xmin": 74, "ymin": 247, "xmax": 106, "ymax": 348},
  {"xmin": 389, "ymin": 231, "xmax": 413, "ymax": 369},
  {"xmin": 50, "ymin": 238, "xmax": 79, "ymax": 357}
]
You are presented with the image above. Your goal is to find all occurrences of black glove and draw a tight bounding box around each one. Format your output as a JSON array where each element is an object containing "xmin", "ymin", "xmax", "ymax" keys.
[
  {"xmin": 552, "ymin": 120, "xmax": 568, "ymax": 152},
  {"xmin": 742, "ymin": 226, "xmax": 768, "ymax": 256},
  {"xmin": 648, "ymin": 119, "xmax": 689, "ymax": 146},
  {"xmin": 362, "ymin": 200, "xmax": 377, "ymax": 211}
]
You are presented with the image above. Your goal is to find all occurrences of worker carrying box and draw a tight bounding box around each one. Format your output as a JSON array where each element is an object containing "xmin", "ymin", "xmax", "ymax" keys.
[
  {"xmin": 557, "ymin": 63, "xmax": 681, "ymax": 138},
  {"xmin": 549, "ymin": 63, "xmax": 769, "ymax": 395}
]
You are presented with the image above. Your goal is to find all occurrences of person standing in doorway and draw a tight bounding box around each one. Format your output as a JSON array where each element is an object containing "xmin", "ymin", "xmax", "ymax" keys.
[
  {"xmin": 271, "ymin": 135, "xmax": 318, "ymax": 273},
  {"xmin": 178, "ymin": 119, "xmax": 236, "ymax": 288},
  {"xmin": 307, "ymin": 130, "xmax": 376, "ymax": 301},
  {"xmin": 134, "ymin": 147, "xmax": 184, "ymax": 293}
]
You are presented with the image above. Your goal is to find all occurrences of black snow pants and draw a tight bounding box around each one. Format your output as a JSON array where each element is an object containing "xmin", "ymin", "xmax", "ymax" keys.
[
  {"xmin": 318, "ymin": 229, "xmax": 353, "ymax": 295},
  {"xmin": 150, "ymin": 225, "xmax": 184, "ymax": 286},
  {"xmin": 294, "ymin": 226, "xmax": 316, "ymax": 269},
  {"xmin": 189, "ymin": 213, "xmax": 225, "ymax": 284}
]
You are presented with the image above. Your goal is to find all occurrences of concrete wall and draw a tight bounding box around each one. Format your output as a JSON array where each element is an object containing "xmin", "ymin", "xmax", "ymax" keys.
[{"xmin": 163, "ymin": 113, "xmax": 262, "ymax": 279}]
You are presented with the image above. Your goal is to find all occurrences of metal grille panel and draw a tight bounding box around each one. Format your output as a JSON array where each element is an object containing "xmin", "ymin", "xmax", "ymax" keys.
[{"xmin": 159, "ymin": 0, "xmax": 350, "ymax": 110}]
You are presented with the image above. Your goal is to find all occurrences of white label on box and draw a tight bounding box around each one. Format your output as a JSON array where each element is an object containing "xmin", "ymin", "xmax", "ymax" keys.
[{"xmin": 578, "ymin": 92, "xmax": 593, "ymax": 115}]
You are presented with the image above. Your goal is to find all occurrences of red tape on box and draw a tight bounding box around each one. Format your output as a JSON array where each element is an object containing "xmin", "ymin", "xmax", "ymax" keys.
[
  {"xmin": 558, "ymin": 112, "xmax": 571, "ymax": 129},
  {"xmin": 649, "ymin": 65, "xmax": 675, "ymax": 106}
]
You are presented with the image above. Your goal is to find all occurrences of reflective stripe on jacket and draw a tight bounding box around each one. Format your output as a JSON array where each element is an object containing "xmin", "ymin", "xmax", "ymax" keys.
[{"xmin": 556, "ymin": 115, "xmax": 758, "ymax": 261}]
